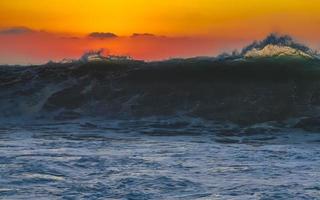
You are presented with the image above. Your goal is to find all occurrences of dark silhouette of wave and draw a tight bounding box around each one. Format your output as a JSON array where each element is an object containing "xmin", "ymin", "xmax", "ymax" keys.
[{"xmin": 1, "ymin": 56, "xmax": 320, "ymax": 129}]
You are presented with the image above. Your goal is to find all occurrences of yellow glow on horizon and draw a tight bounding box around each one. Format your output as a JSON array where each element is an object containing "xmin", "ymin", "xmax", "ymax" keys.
[{"xmin": 1, "ymin": 0, "xmax": 320, "ymax": 38}]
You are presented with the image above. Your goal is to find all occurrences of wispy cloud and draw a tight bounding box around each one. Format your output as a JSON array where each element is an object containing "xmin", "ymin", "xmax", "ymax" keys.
[
  {"xmin": 88, "ymin": 32, "xmax": 118, "ymax": 39},
  {"xmin": 0, "ymin": 27, "xmax": 35, "ymax": 35}
]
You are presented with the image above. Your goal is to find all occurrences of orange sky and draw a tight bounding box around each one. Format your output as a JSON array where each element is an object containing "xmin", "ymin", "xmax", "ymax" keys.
[{"xmin": 1, "ymin": 0, "xmax": 320, "ymax": 64}]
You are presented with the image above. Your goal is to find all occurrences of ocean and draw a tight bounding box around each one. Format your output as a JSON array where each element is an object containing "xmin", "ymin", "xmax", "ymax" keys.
[
  {"xmin": 1, "ymin": 118, "xmax": 320, "ymax": 199},
  {"xmin": 1, "ymin": 57, "xmax": 320, "ymax": 199}
]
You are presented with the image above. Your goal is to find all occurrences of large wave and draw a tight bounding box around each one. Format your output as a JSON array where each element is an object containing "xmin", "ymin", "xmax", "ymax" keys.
[{"xmin": 1, "ymin": 57, "xmax": 320, "ymax": 130}]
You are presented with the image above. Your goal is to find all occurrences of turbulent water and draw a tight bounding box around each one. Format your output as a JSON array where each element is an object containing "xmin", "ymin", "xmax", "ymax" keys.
[
  {"xmin": 1, "ymin": 58, "xmax": 320, "ymax": 199},
  {"xmin": 1, "ymin": 118, "xmax": 320, "ymax": 199}
]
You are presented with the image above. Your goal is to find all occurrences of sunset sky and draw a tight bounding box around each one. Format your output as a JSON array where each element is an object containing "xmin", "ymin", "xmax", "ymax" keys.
[{"xmin": 1, "ymin": 0, "xmax": 320, "ymax": 64}]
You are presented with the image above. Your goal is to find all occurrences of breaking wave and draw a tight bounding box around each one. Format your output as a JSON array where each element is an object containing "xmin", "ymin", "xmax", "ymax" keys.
[{"xmin": 1, "ymin": 56, "xmax": 320, "ymax": 131}]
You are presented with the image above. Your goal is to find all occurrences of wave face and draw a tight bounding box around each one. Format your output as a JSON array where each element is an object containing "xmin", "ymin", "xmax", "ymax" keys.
[{"xmin": 1, "ymin": 57, "xmax": 320, "ymax": 127}]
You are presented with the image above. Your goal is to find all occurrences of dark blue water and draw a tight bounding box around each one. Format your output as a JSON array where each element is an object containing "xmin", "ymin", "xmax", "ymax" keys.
[{"xmin": 1, "ymin": 118, "xmax": 320, "ymax": 199}]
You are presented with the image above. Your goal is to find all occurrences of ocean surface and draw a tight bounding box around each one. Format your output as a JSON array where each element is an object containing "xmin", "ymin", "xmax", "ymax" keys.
[
  {"xmin": 1, "ymin": 118, "xmax": 320, "ymax": 200},
  {"xmin": 2, "ymin": 39, "xmax": 320, "ymax": 199}
]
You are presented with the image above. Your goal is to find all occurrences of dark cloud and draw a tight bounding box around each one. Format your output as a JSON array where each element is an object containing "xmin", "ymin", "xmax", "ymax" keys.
[
  {"xmin": 131, "ymin": 33, "xmax": 156, "ymax": 38},
  {"xmin": 88, "ymin": 32, "xmax": 118, "ymax": 39},
  {"xmin": 0, "ymin": 27, "xmax": 34, "ymax": 35}
]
